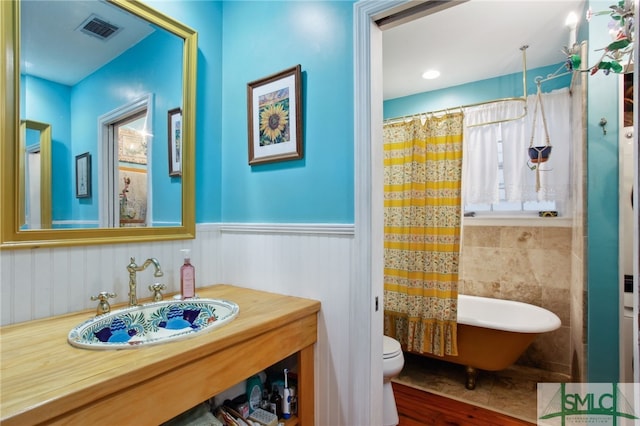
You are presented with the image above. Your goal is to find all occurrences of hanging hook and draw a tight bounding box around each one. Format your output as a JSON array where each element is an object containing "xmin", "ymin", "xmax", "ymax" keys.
[{"xmin": 599, "ymin": 117, "xmax": 607, "ymax": 135}]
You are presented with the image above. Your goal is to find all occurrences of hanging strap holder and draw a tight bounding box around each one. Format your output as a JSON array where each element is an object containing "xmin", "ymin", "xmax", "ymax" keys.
[{"xmin": 528, "ymin": 82, "xmax": 552, "ymax": 192}]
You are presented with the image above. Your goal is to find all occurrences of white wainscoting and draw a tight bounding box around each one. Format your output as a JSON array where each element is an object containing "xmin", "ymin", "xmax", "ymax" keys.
[
  {"xmin": 0, "ymin": 223, "xmax": 355, "ymax": 426},
  {"xmin": 0, "ymin": 226, "xmax": 222, "ymax": 325},
  {"xmin": 219, "ymin": 223, "xmax": 354, "ymax": 426}
]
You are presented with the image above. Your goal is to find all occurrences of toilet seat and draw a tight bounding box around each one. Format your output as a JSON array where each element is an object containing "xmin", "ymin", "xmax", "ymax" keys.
[{"xmin": 383, "ymin": 335, "xmax": 402, "ymax": 359}]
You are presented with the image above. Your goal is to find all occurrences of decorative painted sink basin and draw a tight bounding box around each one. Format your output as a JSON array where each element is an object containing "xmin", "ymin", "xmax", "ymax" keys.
[{"xmin": 68, "ymin": 298, "xmax": 239, "ymax": 350}]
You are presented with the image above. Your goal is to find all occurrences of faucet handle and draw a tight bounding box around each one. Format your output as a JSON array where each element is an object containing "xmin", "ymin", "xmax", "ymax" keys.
[
  {"xmin": 148, "ymin": 283, "xmax": 166, "ymax": 302},
  {"xmin": 90, "ymin": 292, "xmax": 117, "ymax": 316}
]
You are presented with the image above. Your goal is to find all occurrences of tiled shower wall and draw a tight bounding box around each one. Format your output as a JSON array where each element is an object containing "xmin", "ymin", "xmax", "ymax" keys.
[
  {"xmin": 459, "ymin": 224, "xmax": 573, "ymax": 376},
  {"xmin": 458, "ymin": 65, "xmax": 587, "ymax": 380}
]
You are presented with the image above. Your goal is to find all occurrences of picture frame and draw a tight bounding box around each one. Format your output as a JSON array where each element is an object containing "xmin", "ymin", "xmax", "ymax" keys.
[
  {"xmin": 247, "ymin": 64, "xmax": 302, "ymax": 165},
  {"xmin": 75, "ymin": 152, "xmax": 91, "ymax": 198},
  {"xmin": 168, "ymin": 107, "xmax": 182, "ymax": 176}
]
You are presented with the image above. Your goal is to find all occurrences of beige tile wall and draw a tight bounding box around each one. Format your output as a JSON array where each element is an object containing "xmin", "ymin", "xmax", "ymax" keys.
[{"xmin": 459, "ymin": 225, "xmax": 572, "ymax": 376}]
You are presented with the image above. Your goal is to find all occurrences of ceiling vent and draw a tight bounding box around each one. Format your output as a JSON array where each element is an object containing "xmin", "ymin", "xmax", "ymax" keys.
[{"xmin": 77, "ymin": 14, "xmax": 121, "ymax": 41}]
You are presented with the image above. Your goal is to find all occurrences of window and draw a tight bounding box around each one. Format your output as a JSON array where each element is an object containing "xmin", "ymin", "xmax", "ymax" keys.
[{"xmin": 464, "ymin": 138, "xmax": 557, "ymax": 216}]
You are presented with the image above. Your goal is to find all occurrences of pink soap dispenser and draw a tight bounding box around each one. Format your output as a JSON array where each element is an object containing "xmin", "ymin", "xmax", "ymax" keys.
[{"xmin": 180, "ymin": 249, "xmax": 195, "ymax": 299}]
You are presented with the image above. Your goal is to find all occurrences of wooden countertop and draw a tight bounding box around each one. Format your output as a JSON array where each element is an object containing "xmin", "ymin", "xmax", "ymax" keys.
[{"xmin": 0, "ymin": 284, "xmax": 320, "ymax": 425}]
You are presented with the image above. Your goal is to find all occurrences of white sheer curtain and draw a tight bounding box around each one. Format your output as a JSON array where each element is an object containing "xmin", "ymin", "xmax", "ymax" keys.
[{"xmin": 462, "ymin": 88, "xmax": 572, "ymax": 204}]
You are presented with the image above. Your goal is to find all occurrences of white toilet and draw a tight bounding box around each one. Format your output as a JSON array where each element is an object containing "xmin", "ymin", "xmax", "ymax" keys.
[{"xmin": 382, "ymin": 335, "xmax": 405, "ymax": 426}]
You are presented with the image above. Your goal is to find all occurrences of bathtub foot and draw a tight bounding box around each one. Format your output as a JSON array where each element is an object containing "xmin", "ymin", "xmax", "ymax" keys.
[{"xmin": 465, "ymin": 366, "xmax": 477, "ymax": 390}]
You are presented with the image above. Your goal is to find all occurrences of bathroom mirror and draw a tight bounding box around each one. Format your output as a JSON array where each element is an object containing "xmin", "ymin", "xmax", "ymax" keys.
[{"xmin": 1, "ymin": 0, "xmax": 197, "ymax": 248}]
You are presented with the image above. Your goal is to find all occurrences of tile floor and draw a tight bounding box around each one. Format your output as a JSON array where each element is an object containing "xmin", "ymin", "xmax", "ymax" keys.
[{"xmin": 392, "ymin": 352, "xmax": 570, "ymax": 424}]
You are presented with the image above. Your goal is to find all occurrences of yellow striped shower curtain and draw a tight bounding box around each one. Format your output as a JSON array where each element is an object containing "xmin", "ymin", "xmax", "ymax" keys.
[{"xmin": 383, "ymin": 113, "xmax": 463, "ymax": 357}]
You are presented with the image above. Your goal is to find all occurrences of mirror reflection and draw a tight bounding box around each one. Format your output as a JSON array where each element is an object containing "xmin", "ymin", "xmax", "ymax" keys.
[
  {"xmin": 115, "ymin": 109, "xmax": 150, "ymax": 227},
  {"xmin": 20, "ymin": 119, "xmax": 52, "ymax": 230},
  {"xmin": 20, "ymin": 0, "xmax": 184, "ymax": 229}
]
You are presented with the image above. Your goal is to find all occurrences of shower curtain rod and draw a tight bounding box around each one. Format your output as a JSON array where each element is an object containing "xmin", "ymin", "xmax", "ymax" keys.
[
  {"xmin": 534, "ymin": 64, "xmax": 572, "ymax": 85},
  {"xmin": 535, "ymin": 65, "xmax": 577, "ymax": 96},
  {"xmin": 534, "ymin": 41, "xmax": 587, "ymax": 96},
  {"xmin": 384, "ymin": 46, "xmax": 531, "ymax": 128},
  {"xmin": 382, "ymin": 96, "xmax": 528, "ymax": 127}
]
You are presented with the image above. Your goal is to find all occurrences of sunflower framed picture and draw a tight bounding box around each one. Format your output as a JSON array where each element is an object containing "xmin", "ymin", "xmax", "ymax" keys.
[{"xmin": 247, "ymin": 65, "xmax": 302, "ymax": 165}]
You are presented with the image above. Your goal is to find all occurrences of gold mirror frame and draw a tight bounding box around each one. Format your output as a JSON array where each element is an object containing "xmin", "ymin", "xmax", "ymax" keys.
[{"xmin": 1, "ymin": 0, "xmax": 197, "ymax": 249}]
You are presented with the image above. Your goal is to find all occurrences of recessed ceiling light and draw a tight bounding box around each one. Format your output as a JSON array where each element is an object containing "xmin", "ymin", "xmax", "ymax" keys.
[{"xmin": 422, "ymin": 69, "xmax": 440, "ymax": 80}]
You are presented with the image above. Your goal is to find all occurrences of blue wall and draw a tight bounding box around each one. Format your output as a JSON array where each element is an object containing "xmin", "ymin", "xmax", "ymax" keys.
[
  {"xmin": 219, "ymin": 1, "xmax": 354, "ymax": 223},
  {"xmin": 150, "ymin": 0, "xmax": 224, "ymax": 224},
  {"xmin": 151, "ymin": 0, "xmax": 355, "ymax": 224},
  {"xmin": 47, "ymin": 0, "xmax": 357, "ymax": 226},
  {"xmin": 586, "ymin": 0, "xmax": 621, "ymax": 382},
  {"xmin": 22, "ymin": 75, "xmax": 72, "ymax": 222}
]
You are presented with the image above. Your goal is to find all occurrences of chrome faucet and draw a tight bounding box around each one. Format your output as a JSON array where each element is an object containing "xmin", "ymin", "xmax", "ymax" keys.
[{"xmin": 127, "ymin": 257, "xmax": 163, "ymax": 306}]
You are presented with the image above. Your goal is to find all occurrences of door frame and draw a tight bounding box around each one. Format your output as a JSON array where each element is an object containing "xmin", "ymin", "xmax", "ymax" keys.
[{"xmin": 97, "ymin": 94, "xmax": 153, "ymax": 228}]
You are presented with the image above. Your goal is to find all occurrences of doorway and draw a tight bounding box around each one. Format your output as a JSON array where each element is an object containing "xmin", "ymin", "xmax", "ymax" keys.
[
  {"xmin": 354, "ymin": 1, "xmax": 596, "ymax": 424},
  {"xmin": 619, "ymin": 70, "xmax": 634, "ymax": 382},
  {"xmin": 98, "ymin": 94, "xmax": 153, "ymax": 228},
  {"xmin": 113, "ymin": 112, "xmax": 149, "ymax": 227},
  {"xmin": 25, "ymin": 146, "xmax": 41, "ymax": 228}
]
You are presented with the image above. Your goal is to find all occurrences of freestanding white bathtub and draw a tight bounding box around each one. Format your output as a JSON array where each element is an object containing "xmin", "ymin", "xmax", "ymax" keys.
[{"xmin": 415, "ymin": 294, "xmax": 561, "ymax": 389}]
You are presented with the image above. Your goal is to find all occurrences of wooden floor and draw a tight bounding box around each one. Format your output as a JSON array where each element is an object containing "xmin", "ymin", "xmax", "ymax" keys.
[{"xmin": 393, "ymin": 382, "xmax": 535, "ymax": 426}]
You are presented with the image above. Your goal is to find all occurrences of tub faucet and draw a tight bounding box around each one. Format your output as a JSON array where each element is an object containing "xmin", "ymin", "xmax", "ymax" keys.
[{"xmin": 127, "ymin": 257, "xmax": 163, "ymax": 306}]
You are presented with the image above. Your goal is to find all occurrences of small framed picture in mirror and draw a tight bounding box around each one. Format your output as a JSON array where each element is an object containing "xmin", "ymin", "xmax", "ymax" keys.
[
  {"xmin": 75, "ymin": 152, "xmax": 91, "ymax": 198},
  {"xmin": 168, "ymin": 108, "xmax": 182, "ymax": 177}
]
